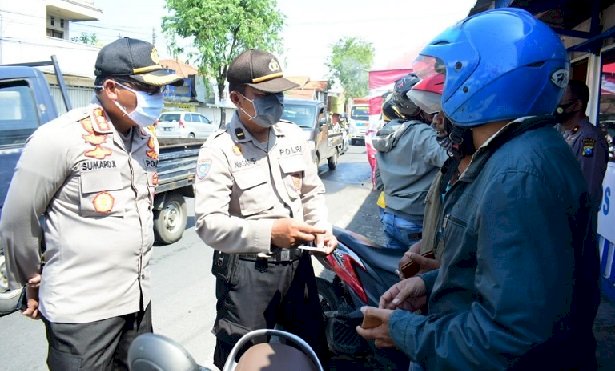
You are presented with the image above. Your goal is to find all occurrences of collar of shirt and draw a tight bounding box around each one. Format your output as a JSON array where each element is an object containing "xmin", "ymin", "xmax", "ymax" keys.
[{"xmin": 229, "ymin": 112, "xmax": 285, "ymax": 150}]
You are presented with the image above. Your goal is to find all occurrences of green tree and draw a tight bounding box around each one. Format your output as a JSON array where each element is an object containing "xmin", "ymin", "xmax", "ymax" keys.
[
  {"xmin": 327, "ymin": 37, "xmax": 374, "ymax": 98},
  {"xmin": 163, "ymin": 0, "xmax": 284, "ymax": 126}
]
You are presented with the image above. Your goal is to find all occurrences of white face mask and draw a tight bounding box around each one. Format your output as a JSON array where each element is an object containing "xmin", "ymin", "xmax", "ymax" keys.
[{"xmin": 114, "ymin": 82, "xmax": 164, "ymax": 127}]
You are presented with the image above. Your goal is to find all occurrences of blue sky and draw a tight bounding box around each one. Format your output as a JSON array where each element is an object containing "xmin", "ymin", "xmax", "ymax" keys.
[{"xmin": 72, "ymin": 0, "xmax": 476, "ymax": 80}]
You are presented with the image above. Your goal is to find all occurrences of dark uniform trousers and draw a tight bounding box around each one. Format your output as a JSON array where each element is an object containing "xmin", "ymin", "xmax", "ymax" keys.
[
  {"xmin": 43, "ymin": 305, "xmax": 152, "ymax": 371},
  {"xmin": 212, "ymin": 251, "xmax": 328, "ymax": 369}
]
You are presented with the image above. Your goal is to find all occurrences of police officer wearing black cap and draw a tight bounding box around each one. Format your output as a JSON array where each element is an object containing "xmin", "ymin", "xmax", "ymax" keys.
[
  {"xmin": 194, "ymin": 49, "xmax": 337, "ymax": 369},
  {"xmin": 1, "ymin": 37, "xmax": 181, "ymax": 370}
]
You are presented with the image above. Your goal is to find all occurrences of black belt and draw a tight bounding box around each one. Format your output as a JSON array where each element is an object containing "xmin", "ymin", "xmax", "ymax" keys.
[{"xmin": 237, "ymin": 248, "xmax": 303, "ymax": 264}]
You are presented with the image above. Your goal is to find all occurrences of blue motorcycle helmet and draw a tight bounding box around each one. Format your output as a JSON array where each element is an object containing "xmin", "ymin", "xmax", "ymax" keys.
[{"xmin": 413, "ymin": 8, "xmax": 570, "ymax": 127}]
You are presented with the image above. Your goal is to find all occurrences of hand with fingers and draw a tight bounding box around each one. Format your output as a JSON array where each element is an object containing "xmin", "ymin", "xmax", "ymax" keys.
[
  {"xmin": 23, "ymin": 273, "xmax": 41, "ymax": 320},
  {"xmin": 398, "ymin": 250, "xmax": 440, "ymax": 279},
  {"xmin": 398, "ymin": 241, "xmax": 421, "ymax": 278},
  {"xmin": 313, "ymin": 231, "xmax": 338, "ymax": 255},
  {"xmin": 355, "ymin": 306, "xmax": 395, "ymax": 348},
  {"xmin": 271, "ymin": 218, "xmax": 326, "ymax": 248},
  {"xmin": 379, "ymin": 276, "xmax": 427, "ymax": 312}
]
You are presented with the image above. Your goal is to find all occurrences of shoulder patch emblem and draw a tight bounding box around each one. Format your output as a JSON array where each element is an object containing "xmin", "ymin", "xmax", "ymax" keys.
[
  {"xmin": 196, "ymin": 159, "xmax": 212, "ymax": 180},
  {"xmin": 582, "ymin": 138, "xmax": 595, "ymax": 157}
]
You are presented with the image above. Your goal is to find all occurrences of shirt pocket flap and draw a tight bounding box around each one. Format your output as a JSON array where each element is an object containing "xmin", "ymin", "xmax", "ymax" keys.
[
  {"xmin": 279, "ymin": 155, "xmax": 306, "ymax": 174},
  {"xmin": 234, "ymin": 167, "xmax": 267, "ymax": 190},
  {"xmin": 81, "ymin": 170, "xmax": 123, "ymax": 194}
]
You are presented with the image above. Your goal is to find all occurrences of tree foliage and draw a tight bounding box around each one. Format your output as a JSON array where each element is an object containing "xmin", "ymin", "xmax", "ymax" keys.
[
  {"xmin": 163, "ymin": 0, "xmax": 284, "ymax": 125},
  {"xmin": 327, "ymin": 37, "xmax": 374, "ymax": 98},
  {"xmin": 71, "ymin": 32, "xmax": 98, "ymax": 46}
]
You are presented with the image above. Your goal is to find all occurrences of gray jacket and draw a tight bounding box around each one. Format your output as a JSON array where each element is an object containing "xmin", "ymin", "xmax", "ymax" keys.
[
  {"xmin": 374, "ymin": 119, "xmax": 447, "ymax": 221},
  {"xmin": 0, "ymin": 104, "xmax": 156, "ymax": 323}
]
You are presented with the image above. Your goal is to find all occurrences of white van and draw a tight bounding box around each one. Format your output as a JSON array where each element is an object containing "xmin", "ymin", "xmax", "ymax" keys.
[{"xmin": 155, "ymin": 111, "xmax": 215, "ymax": 139}]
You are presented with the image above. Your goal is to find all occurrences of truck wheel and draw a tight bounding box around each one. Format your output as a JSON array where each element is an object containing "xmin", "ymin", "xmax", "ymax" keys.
[
  {"xmin": 153, "ymin": 192, "xmax": 187, "ymax": 245},
  {"xmin": 327, "ymin": 149, "xmax": 338, "ymax": 170}
]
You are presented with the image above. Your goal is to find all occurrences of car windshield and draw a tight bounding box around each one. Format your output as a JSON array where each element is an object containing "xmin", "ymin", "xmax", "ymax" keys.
[
  {"xmin": 0, "ymin": 81, "xmax": 40, "ymax": 147},
  {"xmin": 159, "ymin": 113, "xmax": 181, "ymax": 122},
  {"xmin": 281, "ymin": 104, "xmax": 317, "ymax": 128},
  {"xmin": 351, "ymin": 106, "xmax": 369, "ymax": 120}
]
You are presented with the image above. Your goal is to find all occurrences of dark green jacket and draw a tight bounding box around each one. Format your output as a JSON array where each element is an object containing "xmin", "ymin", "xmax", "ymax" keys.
[{"xmin": 390, "ymin": 117, "xmax": 600, "ymax": 370}]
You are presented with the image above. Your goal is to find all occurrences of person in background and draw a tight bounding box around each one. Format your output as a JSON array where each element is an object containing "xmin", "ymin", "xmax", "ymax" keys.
[
  {"xmin": 373, "ymin": 73, "xmax": 448, "ymax": 250},
  {"xmin": 397, "ymin": 111, "xmax": 475, "ymax": 278},
  {"xmin": 0, "ymin": 37, "xmax": 181, "ymax": 370},
  {"xmin": 193, "ymin": 49, "xmax": 336, "ymax": 370},
  {"xmin": 357, "ymin": 8, "xmax": 600, "ymax": 369},
  {"xmin": 556, "ymin": 80, "xmax": 609, "ymax": 211}
]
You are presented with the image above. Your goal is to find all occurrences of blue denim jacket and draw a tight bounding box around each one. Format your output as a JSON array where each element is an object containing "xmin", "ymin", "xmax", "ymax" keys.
[{"xmin": 389, "ymin": 117, "xmax": 600, "ymax": 370}]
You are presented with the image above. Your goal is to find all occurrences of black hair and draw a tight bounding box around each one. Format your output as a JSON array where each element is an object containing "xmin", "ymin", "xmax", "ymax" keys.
[
  {"xmin": 94, "ymin": 76, "xmax": 105, "ymax": 91},
  {"xmin": 568, "ymin": 79, "xmax": 589, "ymax": 111},
  {"xmin": 228, "ymin": 82, "xmax": 246, "ymax": 95}
]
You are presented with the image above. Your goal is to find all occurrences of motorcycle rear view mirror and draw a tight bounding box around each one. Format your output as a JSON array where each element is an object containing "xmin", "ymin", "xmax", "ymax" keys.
[{"xmin": 127, "ymin": 333, "xmax": 206, "ymax": 371}]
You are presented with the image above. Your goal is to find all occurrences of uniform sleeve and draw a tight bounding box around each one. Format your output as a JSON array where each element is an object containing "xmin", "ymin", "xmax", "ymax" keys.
[
  {"xmin": 415, "ymin": 126, "xmax": 448, "ymax": 167},
  {"xmin": 299, "ymin": 140, "xmax": 330, "ymax": 231},
  {"xmin": 389, "ymin": 170, "xmax": 578, "ymax": 369},
  {"xmin": 194, "ymin": 143, "xmax": 273, "ymax": 254},
  {"xmin": 574, "ymin": 133, "xmax": 609, "ymax": 209},
  {"xmin": 0, "ymin": 125, "xmax": 70, "ymax": 288}
]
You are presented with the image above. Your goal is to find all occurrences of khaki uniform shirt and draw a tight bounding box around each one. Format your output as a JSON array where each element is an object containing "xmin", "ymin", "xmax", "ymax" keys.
[
  {"xmin": 194, "ymin": 113, "xmax": 329, "ymax": 254},
  {"xmin": 0, "ymin": 104, "xmax": 157, "ymax": 323}
]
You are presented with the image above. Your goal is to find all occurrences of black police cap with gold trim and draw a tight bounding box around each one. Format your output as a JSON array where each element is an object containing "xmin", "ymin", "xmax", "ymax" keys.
[
  {"xmin": 227, "ymin": 49, "xmax": 298, "ymax": 93},
  {"xmin": 94, "ymin": 37, "xmax": 182, "ymax": 86}
]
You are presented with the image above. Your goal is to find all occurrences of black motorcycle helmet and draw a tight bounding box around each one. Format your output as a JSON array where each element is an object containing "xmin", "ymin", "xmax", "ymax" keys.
[
  {"xmin": 391, "ymin": 73, "xmax": 421, "ymax": 118},
  {"xmin": 382, "ymin": 93, "xmax": 401, "ymax": 122}
]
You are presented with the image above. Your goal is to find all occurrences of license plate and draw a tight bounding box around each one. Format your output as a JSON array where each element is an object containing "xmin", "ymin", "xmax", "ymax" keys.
[{"xmin": 163, "ymin": 127, "xmax": 171, "ymax": 131}]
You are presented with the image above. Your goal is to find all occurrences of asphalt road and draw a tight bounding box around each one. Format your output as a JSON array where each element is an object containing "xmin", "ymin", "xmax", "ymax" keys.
[{"xmin": 0, "ymin": 145, "xmax": 376, "ymax": 370}]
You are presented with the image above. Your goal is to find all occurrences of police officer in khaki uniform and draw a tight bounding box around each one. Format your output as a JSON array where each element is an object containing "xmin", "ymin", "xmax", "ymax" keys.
[
  {"xmin": 194, "ymin": 49, "xmax": 337, "ymax": 369},
  {"xmin": 0, "ymin": 38, "xmax": 181, "ymax": 370},
  {"xmin": 556, "ymin": 80, "xmax": 609, "ymax": 211}
]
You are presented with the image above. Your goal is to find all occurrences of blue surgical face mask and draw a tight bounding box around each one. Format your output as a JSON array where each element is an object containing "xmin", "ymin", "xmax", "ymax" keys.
[
  {"xmin": 239, "ymin": 92, "xmax": 284, "ymax": 128},
  {"xmin": 114, "ymin": 82, "xmax": 164, "ymax": 127}
]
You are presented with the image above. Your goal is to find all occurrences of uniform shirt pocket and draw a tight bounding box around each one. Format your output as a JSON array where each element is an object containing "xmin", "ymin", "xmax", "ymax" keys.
[
  {"xmin": 79, "ymin": 169, "xmax": 124, "ymax": 217},
  {"xmin": 234, "ymin": 166, "xmax": 273, "ymax": 216},
  {"xmin": 279, "ymin": 155, "xmax": 306, "ymax": 200}
]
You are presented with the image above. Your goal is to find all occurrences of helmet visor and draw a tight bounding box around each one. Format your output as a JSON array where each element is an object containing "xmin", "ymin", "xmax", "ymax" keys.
[{"xmin": 412, "ymin": 55, "xmax": 446, "ymax": 80}]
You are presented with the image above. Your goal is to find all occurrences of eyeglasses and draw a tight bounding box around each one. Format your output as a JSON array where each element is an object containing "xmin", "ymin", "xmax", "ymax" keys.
[{"xmin": 115, "ymin": 79, "xmax": 162, "ymax": 95}]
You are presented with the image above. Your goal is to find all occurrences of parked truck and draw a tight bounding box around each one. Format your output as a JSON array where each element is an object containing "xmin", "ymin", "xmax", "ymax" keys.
[
  {"xmin": 281, "ymin": 98, "xmax": 344, "ymax": 170},
  {"xmin": 0, "ymin": 56, "xmax": 201, "ymax": 315},
  {"xmin": 346, "ymin": 97, "xmax": 370, "ymax": 145}
]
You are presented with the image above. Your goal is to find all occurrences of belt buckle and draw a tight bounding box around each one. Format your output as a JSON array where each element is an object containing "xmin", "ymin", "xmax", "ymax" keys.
[{"xmin": 280, "ymin": 249, "xmax": 290, "ymax": 261}]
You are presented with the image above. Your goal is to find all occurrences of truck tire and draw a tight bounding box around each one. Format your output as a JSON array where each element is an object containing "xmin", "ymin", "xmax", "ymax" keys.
[
  {"xmin": 327, "ymin": 149, "xmax": 338, "ymax": 170},
  {"xmin": 153, "ymin": 192, "xmax": 187, "ymax": 245}
]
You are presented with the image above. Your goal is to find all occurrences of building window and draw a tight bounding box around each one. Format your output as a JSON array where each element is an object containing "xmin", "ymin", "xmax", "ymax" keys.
[
  {"xmin": 50, "ymin": 16, "xmax": 54, "ymax": 26},
  {"xmin": 46, "ymin": 29, "xmax": 64, "ymax": 39},
  {"xmin": 60, "ymin": 19, "xmax": 64, "ymax": 28}
]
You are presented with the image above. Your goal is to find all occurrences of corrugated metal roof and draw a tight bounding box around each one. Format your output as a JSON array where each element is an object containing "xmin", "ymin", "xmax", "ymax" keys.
[{"xmin": 159, "ymin": 59, "xmax": 198, "ymax": 78}]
